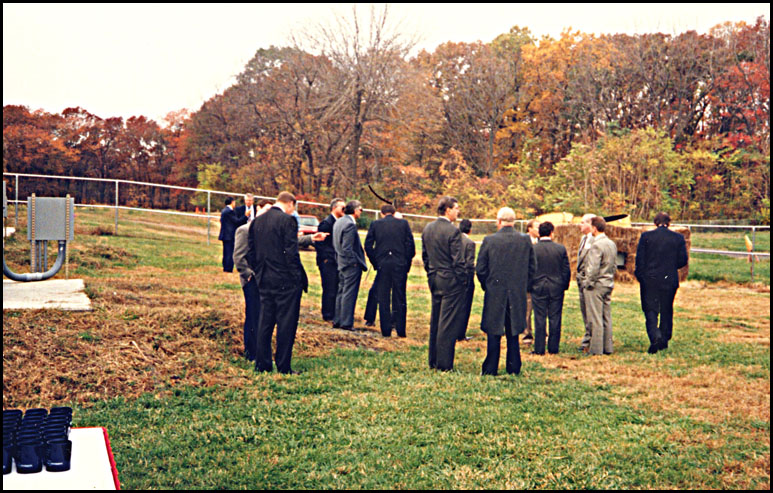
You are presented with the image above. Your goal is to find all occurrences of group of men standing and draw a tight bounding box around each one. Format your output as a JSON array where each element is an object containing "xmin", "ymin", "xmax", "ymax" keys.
[{"xmin": 220, "ymin": 191, "xmax": 688, "ymax": 376}]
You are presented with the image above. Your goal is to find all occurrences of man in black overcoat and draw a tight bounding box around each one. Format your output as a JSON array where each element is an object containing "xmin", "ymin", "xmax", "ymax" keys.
[
  {"xmin": 364, "ymin": 204, "xmax": 416, "ymax": 337},
  {"xmin": 531, "ymin": 221, "xmax": 571, "ymax": 355},
  {"xmin": 634, "ymin": 212, "xmax": 688, "ymax": 354},
  {"xmin": 247, "ymin": 191, "xmax": 308, "ymax": 374},
  {"xmin": 476, "ymin": 207, "xmax": 536, "ymax": 375},
  {"xmin": 316, "ymin": 198, "xmax": 345, "ymax": 322},
  {"xmin": 422, "ymin": 196, "xmax": 468, "ymax": 371}
]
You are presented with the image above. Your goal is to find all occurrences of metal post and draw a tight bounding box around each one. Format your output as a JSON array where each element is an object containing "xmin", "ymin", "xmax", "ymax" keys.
[
  {"xmin": 15, "ymin": 174, "xmax": 19, "ymax": 228},
  {"xmin": 207, "ymin": 191, "xmax": 211, "ymax": 245},
  {"xmin": 751, "ymin": 226, "xmax": 756, "ymax": 281},
  {"xmin": 114, "ymin": 180, "xmax": 119, "ymax": 235}
]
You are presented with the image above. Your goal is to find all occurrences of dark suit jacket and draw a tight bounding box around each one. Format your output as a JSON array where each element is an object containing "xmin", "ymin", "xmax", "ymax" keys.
[
  {"xmin": 333, "ymin": 215, "xmax": 368, "ymax": 271},
  {"xmin": 218, "ymin": 206, "xmax": 240, "ymax": 242},
  {"xmin": 234, "ymin": 204, "xmax": 255, "ymax": 226},
  {"xmin": 364, "ymin": 215, "xmax": 415, "ymax": 272},
  {"xmin": 247, "ymin": 206, "xmax": 308, "ymax": 292},
  {"xmin": 315, "ymin": 214, "xmax": 338, "ymax": 265},
  {"xmin": 421, "ymin": 218, "xmax": 467, "ymax": 290},
  {"xmin": 461, "ymin": 234, "xmax": 476, "ymax": 277},
  {"xmin": 476, "ymin": 226, "xmax": 536, "ymax": 336},
  {"xmin": 533, "ymin": 239, "xmax": 571, "ymax": 297},
  {"xmin": 634, "ymin": 226, "xmax": 688, "ymax": 289}
]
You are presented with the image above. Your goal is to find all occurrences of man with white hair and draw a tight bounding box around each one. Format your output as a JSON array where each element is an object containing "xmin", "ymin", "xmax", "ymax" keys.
[
  {"xmin": 576, "ymin": 213, "xmax": 596, "ymax": 352},
  {"xmin": 476, "ymin": 207, "xmax": 536, "ymax": 375}
]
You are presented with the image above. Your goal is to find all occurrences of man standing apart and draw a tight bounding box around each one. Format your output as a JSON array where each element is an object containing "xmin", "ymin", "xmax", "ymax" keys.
[
  {"xmin": 247, "ymin": 192, "xmax": 308, "ymax": 374},
  {"xmin": 235, "ymin": 193, "xmax": 256, "ymax": 224},
  {"xmin": 531, "ymin": 221, "xmax": 571, "ymax": 355},
  {"xmin": 422, "ymin": 196, "xmax": 468, "ymax": 371},
  {"xmin": 477, "ymin": 207, "xmax": 536, "ymax": 375},
  {"xmin": 457, "ymin": 219, "xmax": 476, "ymax": 342},
  {"xmin": 316, "ymin": 198, "xmax": 345, "ymax": 322},
  {"xmin": 364, "ymin": 204, "xmax": 415, "ymax": 338},
  {"xmin": 522, "ymin": 219, "xmax": 540, "ymax": 345},
  {"xmin": 218, "ymin": 197, "xmax": 240, "ymax": 272},
  {"xmin": 576, "ymin": 213, "xmax": 596, "ymax": 352},
  {"xmin": 634, "ymin": 212, "xmax": 688, "ymax": 354},
  {"xmin": 333, "ymin": 200, "xmax": 368, "ymax": 331},
  {"xmin": 581, "ymin": 216, "xmax": 617, "ymax": 356}
]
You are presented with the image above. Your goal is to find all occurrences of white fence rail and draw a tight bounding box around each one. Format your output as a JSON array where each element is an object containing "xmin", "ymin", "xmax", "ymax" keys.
[{"xmin": 3, "ymin": 172, "xmax": 769, "ymax": 256}]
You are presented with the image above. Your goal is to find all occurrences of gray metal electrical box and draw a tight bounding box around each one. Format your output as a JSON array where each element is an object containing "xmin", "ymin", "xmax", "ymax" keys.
[{"xmin": 27, "ymin": 197, "xmax": 75, "ymax": 241}]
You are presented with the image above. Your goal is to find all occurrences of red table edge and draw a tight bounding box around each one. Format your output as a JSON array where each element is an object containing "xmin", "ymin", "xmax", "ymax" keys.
[{"xmin": 72, "ymin": 427, "xmax": 121, "ymax": 490}]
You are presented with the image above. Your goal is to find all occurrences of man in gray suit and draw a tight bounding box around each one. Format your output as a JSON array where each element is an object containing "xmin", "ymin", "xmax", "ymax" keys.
[
  {"xmin": 580, "ymin": 216, "xmax": 617, "ymax": 355},
  {"xmin": 576, "ymin": 213, "xmax": 596, "ymax": 352},
  {"xmin": 333, "ymin": 200, "xmax": 368, "ymax": 331},
  {"xmin": 477, "ymin": 207, "xmax": 536, "ymax": 375},
  {"xmin": 422, "ymin": 196, "xmax": 468, "ymax": 371}
]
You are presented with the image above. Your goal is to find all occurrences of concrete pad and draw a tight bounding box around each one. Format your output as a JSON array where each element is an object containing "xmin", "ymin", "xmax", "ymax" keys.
[
  {"xmin": 3, "ymin": 278, "xmax": 92, "ymax": 311},
  {"xmin": 3, "ymin": 226, "xmax": 15, "ymax": 237}
]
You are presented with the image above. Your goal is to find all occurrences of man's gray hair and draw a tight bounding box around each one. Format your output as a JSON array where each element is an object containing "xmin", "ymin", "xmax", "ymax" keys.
[
  {"xmin": 581, "ymin": 213, "xmax": 596, "ymax": 222},
  {"xmin": 497, "ymin": 207, "xmax": 516, "ymax": 223}
]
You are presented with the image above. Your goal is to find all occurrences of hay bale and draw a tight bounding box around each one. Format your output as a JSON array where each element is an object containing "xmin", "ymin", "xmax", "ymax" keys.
[{"xmin": 553, "ymin": 224, "xmax": 691, "ymax": 283}]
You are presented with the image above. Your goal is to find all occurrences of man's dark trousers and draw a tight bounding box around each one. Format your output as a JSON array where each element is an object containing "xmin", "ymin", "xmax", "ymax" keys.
[
  {"xmin": 428, "ymin": 278, "xmax": 466, "ymax": 370},
  {"xmin": 458, "ymin": 272, "xmax": 475, "ymax": 340},
  {"xmin": 640, "ymin": 282, "xmax": 677, "ymax": 346},
  {"xmin": 318, "ymin": 258, "xmax": 338, "ymax": 321},
  {"xmin": 334, "ymin": 265, "xmax": 362, "ymax": 329},
  {"xmin": 222, "ymin": 240, "xmax": 235, "ymax": 273},
  {"xmin": 531, "ymin": 290, "xmax": 565, "ymax": 354},
  {"xmin": 364, "ymin": 270, "xmax": 381, "ymax": 324},
  {"xmin": 377, "ymin": 264, "xmax": 408, "ymax": 337},
  {"xmin": 255, "ymin": 284, "xmax": 302, "ymax": 374},
  {"xmin": 242, "ymin": 276, "xmax": 260, "ymax": 361},
  {"xmin": 481, "ymin": 308, "xmax": 522, "ymax": 375}
]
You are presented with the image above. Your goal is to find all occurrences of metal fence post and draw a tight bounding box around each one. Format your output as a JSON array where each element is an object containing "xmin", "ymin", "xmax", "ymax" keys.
[
  {"xmin": 751, "ymin": 226, "xmax": 756, "ymax": 281},
  {"xmin": 114, "ymin": 180, "xmax": 119, "ymax": 235},
  {"xmin": 15, "ymin": 174, "xmax": 19, "ymax": 228},
  {"xmin": 207, "ymin": 191, "xmax": 211, "ymax": 245}
]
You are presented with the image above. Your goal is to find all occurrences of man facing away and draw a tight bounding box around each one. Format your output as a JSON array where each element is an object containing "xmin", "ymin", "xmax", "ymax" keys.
[
  {"xmin": 333, "ymin": 200, "xmax": 368, "ymax": 331},
  {"xmin": 247, "ymin": 192, "xmax": 308, "ymax": 374},
  {"xmin": 580, "ymin": 216, "xmax": 617, "ymax": 356},
  {"xmin": 364, "ymin": 204, "xmax": 416, "ymax": 338},
  {"xmin": 531, "ymin": 221, "xmax": 571, "ymax": 355},
  {"xmin": 316, "ymin": 198, "xmax": 345, "ymax": 322},
  {"xmin": 634, "ymin": 212, "xmax": 688, "ymax": 354},
  {"xmin": 218, "ymin": 197, "xmax": 241, "ymax": 273},
  {"xmin": 477, "ymin": 207, "xmax": 536, "ymax": 376},
  {"xmin": 457, "ymin": 219, "xmax": 476, "ymax": 342},
  {"xmin": 576, "ymin": 213, "xmax": 596, "ymax": 352},
  {"xmin": 422, "ymin": 196, "xmax": 468, "ymax": 371},
  {"xmin": 522, "ymin": 219, "xmax": 540, "ymax": 345}
]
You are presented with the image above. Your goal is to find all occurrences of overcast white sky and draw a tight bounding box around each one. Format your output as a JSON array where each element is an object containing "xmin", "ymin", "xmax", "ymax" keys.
[{"xmin": 3, "ymin": 3, "xmax": 769, "ymax": 123}]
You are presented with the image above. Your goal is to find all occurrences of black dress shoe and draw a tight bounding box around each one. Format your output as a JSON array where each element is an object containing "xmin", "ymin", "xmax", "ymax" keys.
[
  {"xmin": 647, "ymin": 341, "xmax": 661, "ymax": 354},
  {"xmin": 332, "ymin": 323, "xmax": 341, "ymax": 329},
  {"xmin": 284, "ymin": 370, "xmax": 302, "ymax": 375},
  {"xmin": 658, "ymin": 339, "xmax": 669, "ymax": 350},
  {"xmin": 341, "ymin": 326, "xmax": 355, "ymax": 331},
  {"xmin": 364, "ymin": 321, "xmax": 375, "ymax": 327},
  {"xmin": 530, "ymin": 350, "xmax": 545, "ymax": 355}
]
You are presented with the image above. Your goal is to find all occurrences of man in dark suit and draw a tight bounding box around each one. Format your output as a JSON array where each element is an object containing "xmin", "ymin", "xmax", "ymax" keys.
[
  {"xmin": 232, "ymin": 200, "xmax": 272, "ymax": 361},
  {"xmin": 234, "ymin": 193, "xmax": 257, "ymax": 224},
  {"xmin": 218, "ymin": 197, "xmax": 241, "ymax": 272},
  {"xmin": 422, "ymin": 196, "xmax": 468, "ymax": 371},
  {"xmin": 333, "ymin": 200, "xmax": 368, "ymax": 331},
  {"xmin": 477, "ymin": 207, "xmax": 536, "ymax": 376},
  {"xmin": 457, "ymin": 219, "xmax": 476, "ymax": 342},
  {"xmin": 531, "ymin": 221, "xmax": 571, "ymax": 355},
  {"xmin": 635, "ymin": 212, "xmax": 688, "ymax": 354},
  {"xmin": 316, "ymin": 198, "xmax": 345, "ymax": 322},
  {"xmin": 364, "ymin": 204, "xmax": 416, "ymax": 338},
  {"xmin": 247, "ymin": 191, "xmax": 308, "ymax": 374}
]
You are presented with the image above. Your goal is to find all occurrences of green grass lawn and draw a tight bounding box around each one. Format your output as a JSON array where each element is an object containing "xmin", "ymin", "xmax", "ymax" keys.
[{"xmin": 3, "ymin": 207, "xmax": 770, "ymax": 489}]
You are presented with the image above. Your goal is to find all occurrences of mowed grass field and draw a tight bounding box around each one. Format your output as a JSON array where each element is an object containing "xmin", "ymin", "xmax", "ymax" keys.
[{"xmin": 3, "ymin": 208, "xmax": 770, "ymax": 489}]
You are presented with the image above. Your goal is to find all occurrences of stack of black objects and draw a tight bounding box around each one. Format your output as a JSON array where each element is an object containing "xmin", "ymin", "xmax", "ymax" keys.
[{"xmin": 3, "ymin": 407, "xmax": 73, "ymax": 474}]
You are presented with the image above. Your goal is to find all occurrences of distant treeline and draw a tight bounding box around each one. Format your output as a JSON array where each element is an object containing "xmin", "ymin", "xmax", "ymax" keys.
[{"xmin": 3, "ymin": 13, "xmax": 770, "ymax": 223}]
